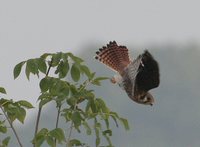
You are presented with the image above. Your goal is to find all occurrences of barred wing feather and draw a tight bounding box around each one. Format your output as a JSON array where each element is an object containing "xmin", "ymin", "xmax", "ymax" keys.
[{"xmin": 126, "ymin": 55, "xmax": 143, "ymax": 97}]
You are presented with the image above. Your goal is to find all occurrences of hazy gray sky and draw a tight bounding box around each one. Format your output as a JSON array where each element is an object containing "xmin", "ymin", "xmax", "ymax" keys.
[
  {"xmin": 0, "ymin": 1, "xmax": 200, "ymax": 146},
  {"xmin": 1, "ymin": 0, "xmax": 199, "ymax": 100}
]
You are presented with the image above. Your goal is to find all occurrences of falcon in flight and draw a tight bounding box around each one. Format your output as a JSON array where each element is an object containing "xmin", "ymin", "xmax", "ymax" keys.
[{"xmin": 95, "ymin": 41, "xmax": 160, "ymax": 106}]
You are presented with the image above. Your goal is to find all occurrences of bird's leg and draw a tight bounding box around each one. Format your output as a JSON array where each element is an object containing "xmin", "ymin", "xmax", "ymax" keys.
[
  {"xmin": 110, "ymin": 75, "xmax": 125, "ymax": 90},
  {"xmin": 110, "ymin": 77, "xmax": 117, "ymax": 84},
  {"xmin": 110, "ymin": 75, "xmax": 122, "ymax": 84}
]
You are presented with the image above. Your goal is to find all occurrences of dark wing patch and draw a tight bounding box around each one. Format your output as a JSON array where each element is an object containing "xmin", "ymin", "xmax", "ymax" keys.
[{"xmin": 135, "ymin": 50, "xmax": 160, "ymax": 91}]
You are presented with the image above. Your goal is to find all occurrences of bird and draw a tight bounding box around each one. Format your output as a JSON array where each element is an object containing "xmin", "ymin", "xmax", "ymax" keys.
[{"xmin": 95, "ymin": 41, "xmax": 160, "ymax": 106}]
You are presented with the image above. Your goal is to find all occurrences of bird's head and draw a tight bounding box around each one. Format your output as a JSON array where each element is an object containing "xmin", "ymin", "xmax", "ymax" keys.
[
  {"xmin": 143, "ymin": 92, "xmax": 154, "ymax": 106},
  {"xmin": 134, "ymin": 92, "xmax": 154, "ymax": 106}
]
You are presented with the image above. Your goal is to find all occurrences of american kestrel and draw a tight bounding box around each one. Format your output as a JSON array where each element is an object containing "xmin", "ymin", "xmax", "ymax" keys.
[{"xmin": 95, "ymin": 41, "xmax": 160, "ymax": 106}]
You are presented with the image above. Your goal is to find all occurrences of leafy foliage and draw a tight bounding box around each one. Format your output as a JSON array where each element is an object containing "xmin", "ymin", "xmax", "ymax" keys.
[
  {"xmin": 0, "ymin": 120, "xmax": 7, "ymax": 134},
  {"xmin": 0, "ymin": 98, "xmax": 33, "ymax": 124},
  {"xmin": 32, "ymin": 128, "xmax": 65, "ymax": 147},
  {"xmin": 0, "ymin": 87, "xmax": 6, "ymax": 95},
  {"xmin": 13, "ymin": 61, "xmax": 26, "ymax": 79},
  {"xmin": 0, "ymin": 136, "xmax": 11, "ymax": 147},
  {"xmin": 0, "ymin": 86, "xmax": 34, "ymax": 147},
  {"xmin": 0, "ymin": 52, "xmax": 129, "ymax": 147}
]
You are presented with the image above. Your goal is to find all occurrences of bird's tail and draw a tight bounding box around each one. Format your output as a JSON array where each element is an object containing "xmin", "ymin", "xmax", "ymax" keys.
[{"xmin": 95, "ymin": 41, "xmax": 131, "ymax": 74}]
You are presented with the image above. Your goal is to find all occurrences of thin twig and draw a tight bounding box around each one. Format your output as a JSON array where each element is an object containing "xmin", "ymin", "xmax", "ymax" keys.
[
  {"xmin": 66, "ymin": 101, "xmax": 78, "ymax": 147},
  {"xmin": 66, "ymin": 120, "xmax": 74, "ymax": 147},
  {"xmin": 0, "ymin": 105, "xmax": 23, "ymax": 147},
  {"xmin": 55, "ymin": 105, "xmax": 61, "ymax": 129},
  {"xmin": 33, "ymin": 58, "xmax": 53, "ymax": 147},
  {"xmin": 55, "ymin": 105, "xmax": 61, "ymax": 146},
  {"xmin": 34, "ymin": 107, "xmax": 42, "ymax": 138}
]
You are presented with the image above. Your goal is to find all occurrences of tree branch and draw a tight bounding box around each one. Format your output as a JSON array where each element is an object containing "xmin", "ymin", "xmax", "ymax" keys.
[
  {"xmin": 33, "ymin": 58, "xmax": 53, "ymax": 147},
  {"xmin": 55, "ymin": 105, "xmax": 61, "ymax": 146},
  {"xmin": 0, "ymin": 105, "xmax": 23, "ymax": 147}
]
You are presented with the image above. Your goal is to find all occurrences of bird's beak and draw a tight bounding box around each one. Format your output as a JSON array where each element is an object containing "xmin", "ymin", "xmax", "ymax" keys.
[{"xmin": 146, "ymin": 92, "xmax": 154, "ymax": 106}]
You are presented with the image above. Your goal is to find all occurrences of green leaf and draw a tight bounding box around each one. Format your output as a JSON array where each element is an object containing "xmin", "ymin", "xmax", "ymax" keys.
[
  {"xmin": 34, "ymin": 137, "xmax": 45, "ymax": 147},
  {"xmin": 16, "ymin": 107, "xmax": 26, "ymax": 124},
  {"xmin": 26, "ymin": 59, "xmax": 39, "ymax": 75},
  {"xmin": 82, "ymin": 121, "xmax": 92, "ymax": 135},
  {"xmin": 25, "ymin": 59, "xmax": 39, "ymax": 80},
  {"xmin": 61, "ymin": 60, "xmax": 69, "ymax": 78},
  {"xmin": 91, "ymin": 80, "xmax": 100, "ymax": 86},
  {"xmin": 94, "ymin": 119, "xmax": 101, "ymax": 147},
  {"xmin": 51, "ymin": 53, "xmax": 62, "ymax": 67},
  {"xmin": 5, "ymin": 103, "xmax": 26, "ymax": 124},
  {"xmin": 102, "ymin": 129, "xmax": 112, "ymax": 136},
  {"xmin": 119, "ymin": 118, "xmax": 130, "ymax": 130},
  {"xmin": 0, "ymin": 125, "xmax": 7, "ymax": 133},
  {"xmin": 71, "ymin": 64, "xmax": 80, "ymax": 82},
  {"xmin": 38, "ymin": 92, "xmax": 53, "ymax": 100},
  {"xmin": 49, "ymin": 79, "xmax": 62, "ymax": 96},
  {"xmin": 32, "ymin": 128, "xmax": 49, "ymax": 147},
  {"xmin": 46, "ymin": 136, "xmax": 55, "ymax": 147},
  {"xmin": 111, "ymin": 116, "xmax": 118, "ymax": 128},
  {"xmin": 49, "ymin": 128, "xmax": 65, "ymax": 143},
  {"xmin": 55, "ymin": 60, "xmax": 69, "ymax": 79},
  {"xmin": 92, "ymin": 77, "xmax": 109, "ymax": 86},
  {"xmin": 33, "ymin": 129, "xmax": 50, "ymax": 147},
  {"xmin": 80, "ymin": 65, "xmax": 91, "ymax": 78},
  {"xmin": 13, "ymin": 61, "xmax": 25, "ymax": 79},
  {"xmin": 38, "ymin": 58, "xmax": 47, "ymax": 74},
  {"xmin": 109, "ymin": 111, "xmax": 119, "ymax": 119},
  {"xmin": 25, "ymin": 62, "xmax": 31, "ymax": 80},
  {"xmin": 89, "ymin": 72, "xmax": 96, "ymax": 80},
  {"xmin": 39, "ymin": 97, "xmax": 52, "ymax": 108},
  {"xmin": 0, "ymin": 98, "xmax": 10, "ymax": 106},
  {"xmin": 60, "ymin": 84, "xmax": 69, "ymax": 96},
  {"xmin": 69, "ymin": 139, "xmax": 82, "ymax": 146},
  {"xmin": 40, "ymin": 53, "xmax": 52, "ymax": 59},
  {"xmin": 61, "ymin": 109, "xmax": 72, "ymax": 122},
  {"xmin": 38, "ymin": 128, "xmax": 49, "ymax": 135},
  {"xmin": 90, "ymin": 99, "xmax": 97, "ymax": 113},
  {"xmin": 67, "ymin": 53, "xmax": 84, "ymax": 63},
  {"xmin": 96, "ymin": 98, "xmax": 109, "ymax": 113},
  {"xmin": 40, "ymin": 77, "xmax": 50, "ymax": 92},
  {"xmin": 94, "ymin": 77, "xmax": 109, "ymax": 81},
  {"xmin": 85, "ymin": 100, "xmax": 91, "ymax": 113},
  {"xmin": 102, "ymin": 132, "xmax": 113, "ymax": 147},
  {"xmin": 6, "ymin": 103, "xmax": 18, "ymax": 122},
  {"xmin": 95, "ymin": 137, "xmax": 100, "ymax": 147},
  {"xmin": 0, "ymin": 87, "xmax": 6, "ymax": 94},
  {"xmin": 2, "ymin": 136, "xmax": 10, "ymax": 146},
  {"xmin": 61, "ymin": 53, "xmax": 68, "ymax": 61},
  {"xmin": 72, "ymin": 111, "xmax": 83, "ymax": 128},
  {"xmin": 17, "ymin": 100, "xmax": 34, "ymax": 109},
  {"xmin": 104, "ymin": 119, "xmax": 110, "ymax": 129},
  {"xmin": 110, "ymin": 112, "xmax": 119, "ymax": 127},
  {"xmin": 69, "ymin": 85, "xmax": 78, "ymax": 96}
]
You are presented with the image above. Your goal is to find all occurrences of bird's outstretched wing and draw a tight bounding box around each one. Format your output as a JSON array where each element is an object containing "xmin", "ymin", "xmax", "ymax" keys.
[
  {"xmin": 95, "ymin": 41, "xmax": 131, "ymax": 75},
  {"xmin": 135, "ymin": 50, "xmax": 160, "ymax": 92}
]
